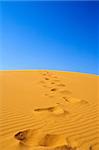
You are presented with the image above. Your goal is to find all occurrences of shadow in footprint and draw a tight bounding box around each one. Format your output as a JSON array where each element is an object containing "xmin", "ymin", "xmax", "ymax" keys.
[
  {"xmin": 50, "ymin": 88, "xmax": 57, "ymax": 92},
  {"xmin": 51, "ymin": 82, "xmax": 55, "ymax": 85},
  {"xmin": 15, "ymin": 131, "xmax": 27, "ymax": 141}
]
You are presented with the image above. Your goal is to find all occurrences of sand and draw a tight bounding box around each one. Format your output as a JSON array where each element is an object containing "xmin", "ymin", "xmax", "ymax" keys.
[{"xmin": 0, "ymin": 70, "xmax": 98, "ymax": 150}]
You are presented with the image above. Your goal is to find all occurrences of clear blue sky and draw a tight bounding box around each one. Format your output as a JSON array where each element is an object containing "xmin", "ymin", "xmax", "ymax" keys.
[{"xmin": 0, "ymin": 1, "xmax": 98, "ymax": 74}]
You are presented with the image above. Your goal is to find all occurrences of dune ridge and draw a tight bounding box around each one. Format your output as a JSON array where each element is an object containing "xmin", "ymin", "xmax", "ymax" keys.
[{"xmin": 0, "ymin": 70, "xmax": 98, "ymax": 150}]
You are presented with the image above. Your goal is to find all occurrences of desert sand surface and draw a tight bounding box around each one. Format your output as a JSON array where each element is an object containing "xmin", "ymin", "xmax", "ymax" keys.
[{"xmin": 0, "ymin": 70, "xmax": 98, "ymax": 150}]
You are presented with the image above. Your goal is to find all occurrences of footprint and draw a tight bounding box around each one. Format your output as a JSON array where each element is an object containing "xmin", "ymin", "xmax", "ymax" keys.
[
  {"xmin": 89, "ymin": 145, "xmax": 93, "ymax": 150},
  {"xmin": 57, "ymin": 83, "xmax": 66, "ymax": 87},
  {"xmin": 65, "ymin": 97, "xmax": 88, "ymax": 104},
  {"xmin": 14, "ymin": 129, "xmax": 37, "ymax": 145},
  {"xmin": 15, "ymin": 130, "xmax": 79, "ymax": 149},
  {"xmin": 54, "ymin": 79, "xmax": 60, "ymax": 82},
  {"xmin": 54, "ymin": 145, "xmax": 78, "ymax": 150},
  {"xmin": 15, "ymin": 131, "xmax": 28, "ymax": 141},
  {"xmin": 15, "ymin": 128, "xmax": 43, "ymax": 146},
  {"xmin": 42, "ymin": 85, "xmax": 49, "ymax": 88},
  {"xmin": 39, "ymin": 80, "xmax": 46, "ymax": 84},
  {"xmin": 42, "ymin": 73, "xmax": 47, "ymax": 76},
  {"xmin": 80, "ymin": 99, "xmax": 88, "ymax": 104},
  {"xmin": 62, "ymin": 97, "xmax": 70, "ymax": 103},
  {"xmin": 45, "ymin": 93, "xmax": 54, "ymax": 98},
  {"xmin": 51, "ymin": 82, "xmax": 55, "ymax": 85},
  {"xmin": 39, "ymin": 134, "xmax": 67, "ymax": 147},
  {"xmin": 44, "ymin": 77, "xmax": 50, "ymax": 80},
  {"xmin": 34, "ymin": 104, "xmax": 69, "ymax": 115},
  {"xmin": 60, "ymin": 90, "xmax": 72, "ymax": 95},
  {"xmin": 45, "ymin": 93, "xmax": 49, "ymax": 96},
  {"xmin": 42, "ymin": 71, "xmax": 49, "ymax": 76},
  {"xmin": 49, "ymin": 95, "xmax": 54, "ymax": 98},
  {"xmin": 53, "ymin": 76, "xmax": 58, "ymax": 79},
  {"xmin": 54, "ymin": 145, "xmax": 69, "ymax": 150},
  {"xmin": 15, "ymin": 131, "xmax": 67, "ymax": 147}
]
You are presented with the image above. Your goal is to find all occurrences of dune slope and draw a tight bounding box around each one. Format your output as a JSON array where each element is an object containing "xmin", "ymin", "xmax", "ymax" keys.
[{"xmin": 0, "ymin": 70, "xmax": 98, "ymax": 150}]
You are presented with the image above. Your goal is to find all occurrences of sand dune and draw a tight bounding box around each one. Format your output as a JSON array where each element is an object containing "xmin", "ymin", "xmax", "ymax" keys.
[{"xmin": 0, "ymin": 70, "xmax": 98, "ymax": 150}]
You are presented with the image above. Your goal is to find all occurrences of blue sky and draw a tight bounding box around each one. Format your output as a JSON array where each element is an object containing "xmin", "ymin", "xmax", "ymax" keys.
[{"xmin": 0, "ymin": 1, "xmax": 98, "ymax": 74}]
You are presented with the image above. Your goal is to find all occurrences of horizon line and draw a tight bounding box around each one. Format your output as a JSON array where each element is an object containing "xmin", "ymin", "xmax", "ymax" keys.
[{"xmin": 0, "ymin": 69, "xmax": 97, "ymax": 76}]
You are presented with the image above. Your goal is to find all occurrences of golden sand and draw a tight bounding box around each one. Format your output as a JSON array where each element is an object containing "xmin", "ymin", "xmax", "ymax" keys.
[{"xmin": 0, "ymin": 70, "xmax": 98, "ymax": 150}]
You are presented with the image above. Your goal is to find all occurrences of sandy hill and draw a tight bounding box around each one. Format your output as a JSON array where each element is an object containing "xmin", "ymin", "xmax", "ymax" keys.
[{"xmin": 0, "ymin": 70, "xmax": 98, "ymax": 150}]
